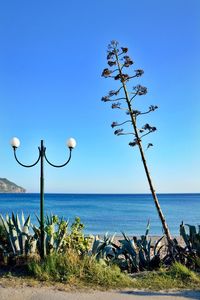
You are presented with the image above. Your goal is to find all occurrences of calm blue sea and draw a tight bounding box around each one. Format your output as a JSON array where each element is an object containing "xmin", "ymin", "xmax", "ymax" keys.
[{"xmin": 0, "ymin": 193, "xmax": 199, "ymax": 236}]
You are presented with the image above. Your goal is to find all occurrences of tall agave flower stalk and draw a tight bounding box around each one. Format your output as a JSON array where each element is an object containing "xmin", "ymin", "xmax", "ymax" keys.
[{"xmin": 101, "ymin": 40, "xmax": 172, "ymax": 246}]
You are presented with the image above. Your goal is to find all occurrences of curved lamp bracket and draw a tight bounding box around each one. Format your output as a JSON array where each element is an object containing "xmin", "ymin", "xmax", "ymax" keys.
[
  {"xmin": 44, "ymin": 148, "xmax": 72, "ymax": 168},
  {"xmin": 13, "ymin": 147, "xmax": 41, "ymax": 168}
]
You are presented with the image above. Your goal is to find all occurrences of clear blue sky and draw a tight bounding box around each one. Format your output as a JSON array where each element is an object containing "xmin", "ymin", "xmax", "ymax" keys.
[{"xmin": 0, "ymin": 0, "xmax": 199, "ymax": 193}]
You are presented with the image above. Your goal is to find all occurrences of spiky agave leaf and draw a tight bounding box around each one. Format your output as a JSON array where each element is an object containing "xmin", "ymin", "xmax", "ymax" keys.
[
  {"xmin": 110, "ymin": 233, "xmax": 116, "ymax": 244},
  {"xmin": 45, "ymin": 223, "xmax": 55, "ymax": 254},
  {"xmin": 21, "ymin": 211, "xmax": 25, "ymax": 226},
  {"xmin": 180, "ymin": 222, "xmax": 191, "ymax": 250},
  {"xmin": 0, "ymin": 214, "xmax": 16, "ymax": 254},
  {"xmin": 6, "ymin": 214, "xmax": 9, "ymax": 223},
  {"xmin": 9, "ymin": 217, "xmax": 20, "ymax": 254},
  {"xmin": 32, "ymin": 225, "xmax": 40, "ymax": 238},
  {"xmin": 10, "ymin": 213, "xmax": 21, "ymax": 233},
  {"xmin": 21, "ymin": 215, "xmax": 31, "ymax": 255},
  {"xmin": 146, "ymin": 238, "xmax": 152, "ymax": 262},
  {"xmin": 0, "ymin": 214, "xmax": 9, "ymax": 235},
  {"xmin": 120, "ymin": 233, "xmax": 138, "ymax": 260},
  {"xmin": 145, "ymin": 220, "xmax": 150, "ymax": 237},
  {"xmin": 35, "ymin": 214, "xmax": 41, "ymax": 226},
  {"xmin": 101, "ymin": 244, "xmax": 116, "ymax": 259},
  {"xmin": 138, "ymin": 247, "xmax": 147, "ymax": 268},
  {"xmin": 186, "ymin": 224, "xmax": 197, "ymax": 237},
  {"xmin": 15, "ymin": 213, "xmax": 24, "ymax": 254},
  {"xmin": 91, "ymin": 236, "xmax": 102, "ymax": 255},
  {"xmin": 23, "ymin": 215, "xmax": 30, "ymax": 232},
  {"xmin": 154, "ymin": 236, "xmax": 165, "ymax": 256},
  {"xmin": 56, "ymin": 234, "xmax": 66, "ymax": 253},
  {"xmin": 30, "ymin": 238, "xmax": 37, "ymax": 254}
]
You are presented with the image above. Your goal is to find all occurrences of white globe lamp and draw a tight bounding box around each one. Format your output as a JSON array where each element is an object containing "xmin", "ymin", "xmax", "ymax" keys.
[
  {"xmin": 10, "ymin": 137, "xmax": 20, "ymax": 148},
  {"xmin": 67, "ymin": 138, "xmax": 76, "ymax": 149}
]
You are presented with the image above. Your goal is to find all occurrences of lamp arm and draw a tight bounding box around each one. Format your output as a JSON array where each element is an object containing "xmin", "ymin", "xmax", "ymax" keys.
[
  {"xmin": 13, "ymin": 147, "xmax": 41, "ymax": 168},
  {"xmin": 44, "ymin": 148, "xmax": 72, "ymax": 168}
]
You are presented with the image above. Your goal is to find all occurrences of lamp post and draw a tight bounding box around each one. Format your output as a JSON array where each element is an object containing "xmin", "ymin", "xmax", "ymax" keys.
[{"xmin": 10, "ymin": 137, "xmax": 76, "ymax": 259}]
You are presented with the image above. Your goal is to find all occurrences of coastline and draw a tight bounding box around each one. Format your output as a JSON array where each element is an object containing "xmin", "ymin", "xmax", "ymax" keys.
[{"xmin": 0, "ymin": 193, "xmax": 199, "ymax": 237}]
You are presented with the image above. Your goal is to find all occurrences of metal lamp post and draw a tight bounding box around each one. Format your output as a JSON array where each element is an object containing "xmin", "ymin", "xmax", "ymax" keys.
[{"xmin": 10, "ymin": 137, "xmax": 76, "ymax": 259}]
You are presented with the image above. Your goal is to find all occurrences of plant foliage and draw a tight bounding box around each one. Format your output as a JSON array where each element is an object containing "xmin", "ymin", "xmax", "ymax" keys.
[{"xmin": 0, "ymin": 213, "xmax": 36, "ymax": 257}]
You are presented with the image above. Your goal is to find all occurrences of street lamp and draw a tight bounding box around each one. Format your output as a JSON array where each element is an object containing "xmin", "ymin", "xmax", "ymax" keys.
[{"xmin": 10, "ymin": 137, "xmax": 76, "ymax": 259}]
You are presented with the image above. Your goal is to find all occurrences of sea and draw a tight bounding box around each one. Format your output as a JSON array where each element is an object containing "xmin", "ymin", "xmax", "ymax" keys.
[{"xmin": 0, "ymin": 193, "xmax": 199, "ymax": 236}]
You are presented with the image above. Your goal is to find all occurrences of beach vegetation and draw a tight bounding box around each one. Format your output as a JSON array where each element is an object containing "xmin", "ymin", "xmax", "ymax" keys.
[
  {"xmin": 0, "ymin": 213, "xmax": 91, "ymax": 266},
  {"xmin": 28, "ymin": 251, "xmax": 133, "ymax": 288},
  {"xmin": 0, "ymin": 212, "xmax": 37, "ymax": 258},
  {"xmin": 1, "ymin": 210, "xmax": 200, "ymax": 292},
  {"xmin": 0, "ymin": 212, "xmax": 200, "ymax": 290},
  {"xmin": 34, "ymin": 215, "xmax": 92, "ymax": 255},
  {"xmin": 1, "ymin": 256, "xmax": 200, "ymax": 291},
  {"xmin": 174, "ymin": 222, "xmax": 200, "ymax": 271},
  {"xmin": 91, "ymin": 233, "xmax": 117, "ymax": 260},
  {"xmin": 116, "ymin": 231, "xmax": 164, "ymax": 272},
  {"xmin": 180, "ymin": 222, "xmax": 200, "ymax": 255},
  {"xmin": 91, "ymin": 222, "xmax": 164, "ymax": 272},
  {"xmin": 64, "ymin": 216, "xmax": 92, "ymax": 254},
  {"xmin": 133, "ymin": 262, "xmax": 200, "ymax": 290},
  {"xmin": 159, "ymin": 223, "xmax": 200, "ymax": 270},
  {"xmin": 32, "ymin": 213, "xmax": 70, "ymax": 255}
]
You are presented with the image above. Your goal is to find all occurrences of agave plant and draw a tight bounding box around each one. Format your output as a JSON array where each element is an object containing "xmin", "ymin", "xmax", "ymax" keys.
[
  {"xmin": 91, "ymin": 222, "xmax": 164, "ymax": 273},
  {"xmin": 173, "ymin": 222, "xmax": 200, "ymax": 270},
  {"xmin": 91, "ymin": 233, "xmax": 118, "ymax": 260},
  {"xmin": 32, "ymin": 213, "xmax": 69, "ymax": 255},
  {"xmin": 32, "ymin": 215, "xmax": 91, "ymax": 256},
  {"xmin": 118, "ymin": 231, "xmax": 164, "ymax": 272},
  {"xmin": 180, "ymin": 222, "xmax": 200, "ymax": 254},
  {"xmin": 117, "ymin": 233, "xmax": 140, "ymax": 272},
  {"xmin": 0, "ymin": 212, "xmax": 37, "ymax": 257}
]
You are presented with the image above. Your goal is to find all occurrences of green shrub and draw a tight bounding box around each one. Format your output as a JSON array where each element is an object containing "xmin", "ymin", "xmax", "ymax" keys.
[
  {"xmin": 64, "ymin": 217, "xmax": 92, "ymax": 254},
  {"xmin": 28, "ymin": 251, "xmax": 133, "ymax": 288},
  {"xmin": 134, "ymin": 262, "xmax": 200, "ymax": 290},
  {"xmin": 168, "ymin": 261, "xmax": 200, "ymax": 282}
]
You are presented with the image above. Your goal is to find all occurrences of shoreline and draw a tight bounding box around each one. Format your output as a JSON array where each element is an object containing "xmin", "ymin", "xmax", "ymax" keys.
[{"xmin": 96, "ymin": 235, "xmax": 184, "ymax": 243}]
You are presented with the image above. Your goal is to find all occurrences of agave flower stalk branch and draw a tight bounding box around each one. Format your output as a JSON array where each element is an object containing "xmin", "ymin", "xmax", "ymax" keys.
[
  {"xmin": 112, "ymin": 97, "xmax": 127, "ymax": 101},
  {"xmin": 102, "ymin": 97, "xmax": 126, "ymax": 102},
  {"xmin": 139, "ymin": 131, "xmax": 154, "ymax": 139},
  {"xmin": 111, "ymin": 120, "xmax": 132, "ymax": 128},
  {"xmin": 116, "ymin": 132, "xmax": 135, "ymax": 136},
  {"xmin": 114, "ymin": 47, "xmax": 173, "ymax": 246},
  {"xmin": 139, "ymin": 110, "xmax": 154, "ymax": 116},
  {"xmin": 130, "ymin": 93, "xmax": 138, "ymax": 102},
  {"xmin": 138, "ymin": 106, "xmax": 158, "ymax": 116}
]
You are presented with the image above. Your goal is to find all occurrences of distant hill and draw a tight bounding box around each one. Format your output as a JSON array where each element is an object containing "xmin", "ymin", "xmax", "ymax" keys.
[{"xmin": 0, "ymin": 178, "xmax": 26, "ymax": 193}]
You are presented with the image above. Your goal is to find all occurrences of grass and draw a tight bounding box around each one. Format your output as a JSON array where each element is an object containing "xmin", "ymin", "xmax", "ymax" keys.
[
  {"xmin": 1, "ymin": 254, "xmax": 200, "ymax": 291},
  {"xmin": 28, "ymin": 251, "xmax": 133, "ymax": 289},
  {"xmin": 132, "ymin": 262, "xmax": 200, "ymax": 290}
]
